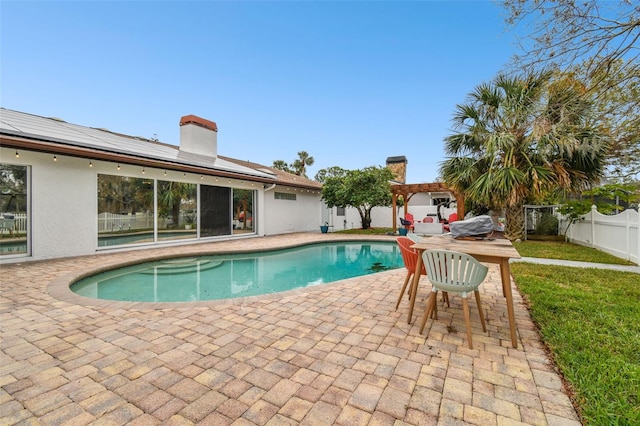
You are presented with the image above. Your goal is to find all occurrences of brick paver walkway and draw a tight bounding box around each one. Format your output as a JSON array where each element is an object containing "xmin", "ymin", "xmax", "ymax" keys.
[{"xmin": 0, "ymin": 233, "xmax": 580, "ymax": 425}]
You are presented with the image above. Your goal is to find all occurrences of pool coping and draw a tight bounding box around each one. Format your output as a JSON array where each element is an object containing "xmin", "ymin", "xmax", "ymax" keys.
[{"xmin": 47, "ymin": 233, "xmax": 399, "ymax": 310}]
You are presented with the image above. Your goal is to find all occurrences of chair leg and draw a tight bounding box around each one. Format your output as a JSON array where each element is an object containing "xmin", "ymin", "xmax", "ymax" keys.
[
  {"xmin": 474, "ymin": 290, "xmax": 486, "ymax": 332},
  {"xmin": 395, "ymin": 272, "xmax": 412, "ymax": 310},
  {"xmin": 432, "ymin": 291, "xmax": 438, "ymax": 320},
  {"xmin": 462, "ymin": 297, "xmax": 474, "ymax": 349},
  {"xmin": 419, "ymin": 292, "xmax": 437, "ymax": 334},
  {"xmin": 442, "ymin": 291, "xmax": 450, "ymax": 307}
]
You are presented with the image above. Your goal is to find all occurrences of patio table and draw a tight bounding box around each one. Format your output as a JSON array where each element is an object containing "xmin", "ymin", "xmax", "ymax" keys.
[{"xmin": 409, "ymin": 235, "xmax": 522, "ymax": 348}]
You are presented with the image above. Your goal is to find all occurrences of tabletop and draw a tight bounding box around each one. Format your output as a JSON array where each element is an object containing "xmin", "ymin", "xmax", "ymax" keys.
[{"xmin": 411, "ymin": 234, "xmax": 521, "ymax": 261}]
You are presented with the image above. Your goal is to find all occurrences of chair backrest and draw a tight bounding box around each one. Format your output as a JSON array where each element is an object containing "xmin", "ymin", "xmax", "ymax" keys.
[
  {"xmin": 448, "ymin": 213, "xmax": 458, "ymax": 223},
  {"xmin": 422, "ymin": 249, "xmax": 488, "ymax": 294},
  {"xmin": 399, "ymin": 217, "xmax": 411, "ymax": 226},
  {"xmin": 396, "ymin": 237, "xmax": 426, "ymax": 274},
  {"xmin": 405, "ymin": 213, "xmax": 414, "ymax": 224}
]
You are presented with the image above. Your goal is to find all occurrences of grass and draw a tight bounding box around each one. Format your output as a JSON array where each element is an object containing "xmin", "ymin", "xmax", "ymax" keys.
[
  {"xmin": 513, "ymin": 240, "xmax": 636, "ymax": 265},
  {"xmin": 511, "ymin": 263, "xmax": 640, "ymax": 425},
  {"xmin": 335, "ymin": 227, "xmax": 396, "ymax": 235}
]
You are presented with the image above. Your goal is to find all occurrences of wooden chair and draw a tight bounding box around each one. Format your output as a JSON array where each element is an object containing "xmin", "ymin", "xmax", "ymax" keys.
[
  {"xmin": 395, "ymin": 237, "xmax": 426, "ymax": 313},
  {"xmin": 396, "ymin": 237, "xmax": 449, "ymax": 323}
]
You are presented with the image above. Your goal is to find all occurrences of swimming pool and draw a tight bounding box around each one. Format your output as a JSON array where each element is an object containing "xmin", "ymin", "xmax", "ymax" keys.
[{"xmin": 71, "ymin": 241, "xmax": 402, "ymax": 302}]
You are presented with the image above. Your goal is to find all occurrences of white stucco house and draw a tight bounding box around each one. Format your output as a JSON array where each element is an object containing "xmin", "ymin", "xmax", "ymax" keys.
[{"xmin": 0, "ymin": 108, "xmax": 324, "ymax": 263}]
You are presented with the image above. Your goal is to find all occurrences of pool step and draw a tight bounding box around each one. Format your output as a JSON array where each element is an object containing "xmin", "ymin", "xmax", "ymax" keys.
[{"xmin": 139, "ymin": 258, "xmax": 224, "ymax": 275}]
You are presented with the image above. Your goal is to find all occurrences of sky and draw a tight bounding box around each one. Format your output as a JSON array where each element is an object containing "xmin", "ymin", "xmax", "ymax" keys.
[{"xmin": 1, "ymin": 1, "xmax": 519, "ymax": 184}]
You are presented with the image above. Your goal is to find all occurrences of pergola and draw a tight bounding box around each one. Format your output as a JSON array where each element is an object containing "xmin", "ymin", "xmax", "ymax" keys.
[{"xmin": 391, "ymin": 182, "xmax": 465, "ymax": 232}]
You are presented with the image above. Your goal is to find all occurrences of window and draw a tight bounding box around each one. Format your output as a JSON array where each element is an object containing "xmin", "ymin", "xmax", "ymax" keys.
[
  {"xmin": 275, "ymin": 191, "xmax": 296, "ymax": 201},
  {"xmin": 336, "ymin": 207, "xmax": 345, "ymax": 216},
  {"xmin": 97, "ymin": 174, "xmax": 256, "ymax": 247},
  {"xmin": 0, "ymin": 164, "xmax": 29, "ymax": 257},
  {"xmin": 233, "ymin": 189, "xmax": 255, "ymax": 234},
  {"xmin": 157, "ymin": 181, "xmax": 197, "ymax": 241},
  {"xmin": 97, "ymin": 175, "xmax": 154, "ymax": 247}
]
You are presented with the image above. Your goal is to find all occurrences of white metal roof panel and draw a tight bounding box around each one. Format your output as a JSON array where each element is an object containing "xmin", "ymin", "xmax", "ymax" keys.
[{"xmin": 0, "ymin": 108, "xmax": 274, "ymax": 180}]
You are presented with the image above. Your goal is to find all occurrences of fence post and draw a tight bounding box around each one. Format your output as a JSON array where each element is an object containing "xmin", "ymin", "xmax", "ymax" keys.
[
  {"xmin": 590, "ymin": 205, "xmax": 597, "ymax": 248},
  {"xmin": 626, "ymin": 210, "xmax": 631, "ymax": 261},
  {"xmin": 637, "ymin": 209, "xmax": 640, "ymax": 264}
]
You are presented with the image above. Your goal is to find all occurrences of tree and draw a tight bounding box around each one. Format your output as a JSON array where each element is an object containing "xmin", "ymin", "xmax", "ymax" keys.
[
  {"xmin": 157, "ymin": 182, "xmax": 196, "ymax": 227},
  {"xmin": 0, "ymin": 165, "xmax": 27, "ymax": 213},
  {"xmin": 314, "ymin": 166, "xmax": 346, "ymax": 183},
  {"xmin": 574, "ymin": 60, "xmax": 640, "ymax": 182},
  {"xmin": 558, "ymin": 182, "xmax": 639, "ymax": 239},
  {"xmin": 273, "ymin": 151, "xmax": 315, "ymax": 178},
  {"xmin": 320, "ymin": 166, "xmax": 395, "ymax": 229},
  {"xmin": 502, "ymin": 1, "xmax": 640, "ymax": 182},
  {"xmin": 272, "ymin": 160, "xmax": 293, "ymax": 174},
  {"xmin": 557, "ymin": 201, "xmax": 591, "ymax": 241},
  {"xmin": 502, "ymin": 0, "xmax": 639, "ymax": 89},
  {"xmin": 582, "ymin": 183, "xmax": 640, "ymax": 214},
  {"xmin": 292, "ymin": 151, "xmax": 315, "ymax": 178},
  {"xmin": 440, "ymin": 71, "xmax": 608, "ymax": 240}
]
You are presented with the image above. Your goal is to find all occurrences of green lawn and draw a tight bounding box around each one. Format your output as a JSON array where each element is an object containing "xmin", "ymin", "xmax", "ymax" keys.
[
  {"xmin": 335, "ymin": 227, "xmax": 395, "ymax": 235},
  {"xmin": 511, "ymin": 263, "xmax": 640, "ymax": 425},
  {"xmin": 513, "ymin": 240, "xmax": 636, "ymax": 265}
]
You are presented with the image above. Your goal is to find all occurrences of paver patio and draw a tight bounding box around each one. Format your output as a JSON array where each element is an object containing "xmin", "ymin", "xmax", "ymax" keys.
[{"xmin": 0, "ymin": 233, "xmax": 580, "ymax": 425}]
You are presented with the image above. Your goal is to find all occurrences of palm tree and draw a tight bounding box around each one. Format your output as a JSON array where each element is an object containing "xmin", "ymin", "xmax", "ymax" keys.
[
  {"xmin": 272, "ymin": 160, "xmax": 293, "ymax": 174},
  {"xmin": 292, "ymin": 151, "xmax": 314, "ymax": 178},
  {"xmin": 440, "ymin": 71, "xmax": 608, "ymax": 240},
  {"xmin": 157, "ymin": 182, "xmax": 196, "ymax": 228}
]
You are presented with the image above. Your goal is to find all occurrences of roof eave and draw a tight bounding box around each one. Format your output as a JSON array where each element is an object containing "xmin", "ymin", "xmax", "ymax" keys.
[{"xmin": 1, "ymin": 133, "xmax": 278, "ymax": 184}]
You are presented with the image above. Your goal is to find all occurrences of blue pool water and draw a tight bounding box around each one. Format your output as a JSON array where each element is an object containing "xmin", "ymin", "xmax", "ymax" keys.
[{"xmin": 71, "ymin": 241, "xmax": 402, "ymax": 302}]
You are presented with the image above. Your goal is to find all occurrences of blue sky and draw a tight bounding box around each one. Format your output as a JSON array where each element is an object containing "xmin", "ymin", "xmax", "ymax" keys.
[{"xmin": 1, "ymin": 1, "xmax": 517, "ymax": 183}]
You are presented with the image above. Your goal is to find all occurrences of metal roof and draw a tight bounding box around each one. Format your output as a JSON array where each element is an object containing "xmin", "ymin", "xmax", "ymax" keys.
[{"xmin": 0, "ymin": 108, "xmax": 275, "ymax": 180}]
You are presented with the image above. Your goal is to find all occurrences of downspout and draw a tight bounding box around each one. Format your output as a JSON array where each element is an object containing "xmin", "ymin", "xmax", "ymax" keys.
[{"xmin": 260, "ymin": 183, "xmax": 277, "ymax": 236}]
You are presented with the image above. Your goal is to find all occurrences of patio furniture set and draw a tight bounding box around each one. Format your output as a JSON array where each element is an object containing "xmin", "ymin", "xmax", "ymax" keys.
[{"xmin": 395, "ymin": 233, "xmax": 521, "ymax": 349}]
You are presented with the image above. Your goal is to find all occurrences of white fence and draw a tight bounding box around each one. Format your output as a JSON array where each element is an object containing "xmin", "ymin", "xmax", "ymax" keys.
[
  {"xmin": 98, "ymin": 212, "xmax": 158, "ymax": 233},
  {"xmin": 0, "ymin": 212, "xmax": 27, "ymax": 234},
  {"xmin": 562, "ymin": 206, "xmax": 639, "ymax": 264},
  {"xmin": 331, "ymin": 205, "xmax": 457, "ymax": 231}
]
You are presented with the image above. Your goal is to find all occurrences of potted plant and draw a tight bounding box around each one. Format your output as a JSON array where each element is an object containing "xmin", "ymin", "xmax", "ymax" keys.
[
  {"xmin": 184, "ymin": 213, "xmax": 196, "ymax": 230},
  {"xmin": 320, "ymin": 222, "xmax": 329, "ymax": 233}
]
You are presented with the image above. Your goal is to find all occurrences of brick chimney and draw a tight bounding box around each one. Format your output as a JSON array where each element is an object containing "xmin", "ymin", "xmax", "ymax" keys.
[
  {"xmin": 179, "ymin": 114, "xmax": 218, "ymax": 158},
  {"xmin": 386, "ymin": 156, "xmax": 407, "ymax": 183}
]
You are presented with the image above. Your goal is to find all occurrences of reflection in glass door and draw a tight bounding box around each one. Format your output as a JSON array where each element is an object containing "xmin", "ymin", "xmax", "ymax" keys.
[
  {"xmin": 0, "ymin": 164, "xmax": 29, "ymax": 256},
  {"xmin": 233, "ymin": 189, "xmax": 255, "ymax": 235},
  {"xmin": 157, "ymin": 181, "xmax": 197, "ymax": 241}
]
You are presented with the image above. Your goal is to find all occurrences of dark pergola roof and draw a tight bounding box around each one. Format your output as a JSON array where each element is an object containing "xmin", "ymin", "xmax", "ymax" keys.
[{"xmin": 390, "ymin": 182, "xmax": 465, "ymax": 231}]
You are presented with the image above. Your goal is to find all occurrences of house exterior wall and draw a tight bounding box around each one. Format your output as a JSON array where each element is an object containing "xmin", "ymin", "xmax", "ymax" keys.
[
  {"xmin": 0, "ymin": 147, "xmax": 323, "ymax": 263},
  {"xmin": 262, "ymin": 187, "xmax": 324, "ymax": 235},
  {"xmin": 9, "ymin": 149, "xmax": 98, "ymax": 259}
]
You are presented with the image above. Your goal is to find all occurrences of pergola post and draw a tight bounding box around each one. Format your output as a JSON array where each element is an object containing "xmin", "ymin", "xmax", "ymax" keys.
[{"xmin": 392, "ymin": 195, "xmax": 398, "ymax": 233}]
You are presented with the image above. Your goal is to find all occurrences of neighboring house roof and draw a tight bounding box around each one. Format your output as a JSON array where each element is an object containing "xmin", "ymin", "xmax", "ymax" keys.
[
  {"xmin": 219, "ymin": 156, "xmax": 322, "ymax": 190},
  {"xmin": 0, "ymin": 108, "xmax": 316, "ymax": 187}
]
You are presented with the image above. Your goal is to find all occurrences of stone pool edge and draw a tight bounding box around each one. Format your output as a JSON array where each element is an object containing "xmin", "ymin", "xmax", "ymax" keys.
[{"xmin": 47, "ymin": 233, "xmax": 399, "ymax": 310}]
